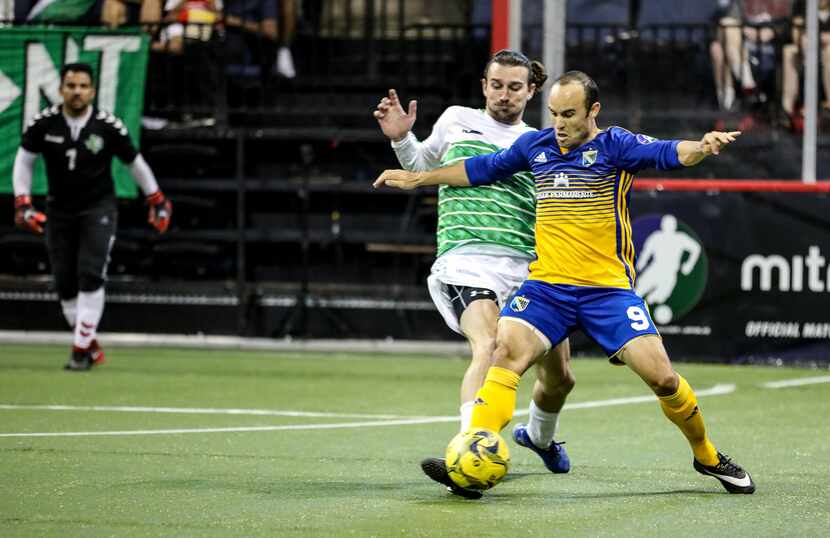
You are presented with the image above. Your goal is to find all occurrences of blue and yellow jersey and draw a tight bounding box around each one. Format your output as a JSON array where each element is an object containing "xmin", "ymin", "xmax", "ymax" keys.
[{"xmin": 464, "ymin": 126, "xmax": 682, "ymax": 289}]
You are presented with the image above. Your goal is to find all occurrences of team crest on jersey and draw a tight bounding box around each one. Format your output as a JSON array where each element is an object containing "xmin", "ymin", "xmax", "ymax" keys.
[
  {"xmin": 582, "ymin": 149, "xmax": 598, "ymax": 166},
  {"xmin": 85, "ymin": 134, "xmax": 104, "ymax": 154},
  {"xmin": 510, "ymin": 295, "xmax": 530, "ymax": 312}
]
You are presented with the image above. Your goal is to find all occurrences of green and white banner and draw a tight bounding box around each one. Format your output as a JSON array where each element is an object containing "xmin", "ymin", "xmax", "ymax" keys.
[
  {"xmin": 26, "ymin": 0, "xmax": 100, "ymax": 22},
  {"xmin": 0, "ymin": 26, "xmax": 149, "ymax": 197}
]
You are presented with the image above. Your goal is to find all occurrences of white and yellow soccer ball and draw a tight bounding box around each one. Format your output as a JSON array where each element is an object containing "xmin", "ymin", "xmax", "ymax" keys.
[{"xmin": 445, "ymin": 428, "xmax": 510, "ymax": 491}]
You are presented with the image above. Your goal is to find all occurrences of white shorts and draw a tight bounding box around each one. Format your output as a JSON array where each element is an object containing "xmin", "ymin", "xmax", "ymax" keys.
[{"xmin": 427, "ymin": 251, "xmax": 530, "ymax": 335}]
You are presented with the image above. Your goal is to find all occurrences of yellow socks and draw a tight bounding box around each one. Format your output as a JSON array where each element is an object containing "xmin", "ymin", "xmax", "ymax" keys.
[
  {"xmin": 659, "ymin": 375, "xmax": 719, "ymax": 466},
  {"xmin": 471, "ymin": 369, "xmax": 719, "ymax": 464},
  {"xmin": 469, "ymin": 367, "xmax": 520, "ymax": 432}
]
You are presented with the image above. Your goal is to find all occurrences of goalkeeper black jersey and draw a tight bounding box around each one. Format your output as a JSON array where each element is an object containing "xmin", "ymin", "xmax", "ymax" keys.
[{"xmin": 21, "ymin": 105, "xmax": 138, "ymax": 213}]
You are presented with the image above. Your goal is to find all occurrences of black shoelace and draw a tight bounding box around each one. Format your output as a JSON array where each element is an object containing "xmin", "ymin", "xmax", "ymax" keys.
[{"xmin": 716, "ymin": 453, "xmax": 742, "ymax": 475}]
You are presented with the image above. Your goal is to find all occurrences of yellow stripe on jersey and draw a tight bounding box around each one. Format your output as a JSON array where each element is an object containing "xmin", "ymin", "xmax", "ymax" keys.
[
  {"xmin": 528, "ymin": 169, "xmax": 636, "ymax": 288},
  {"xmin": 618, "ymin": 171, "xmax": 636, "ymax": 286}
]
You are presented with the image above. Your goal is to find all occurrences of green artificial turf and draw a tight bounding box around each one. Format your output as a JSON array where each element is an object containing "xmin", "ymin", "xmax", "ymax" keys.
[{"xmin": 1, "ymin": 345, "xmax": 828, "ymax": 537}]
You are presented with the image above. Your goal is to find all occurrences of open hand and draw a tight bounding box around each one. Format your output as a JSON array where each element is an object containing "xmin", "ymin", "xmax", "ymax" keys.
[{"xmin": 373, "ymin": 89, "xmax": 417, "ymax": 142}]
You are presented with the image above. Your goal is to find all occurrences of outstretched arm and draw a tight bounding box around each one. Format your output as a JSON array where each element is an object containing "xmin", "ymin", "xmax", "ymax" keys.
[
  {"xmin": 373, "ymin": 162, "xmax": 470, "ymax": 190},
  {"xmin": 374, "ymin": 134, "xmax": 531, "ymax": 190},
  {"xmin": 677, "ymin": 130, "xmax": 741, "ymax": 166}
]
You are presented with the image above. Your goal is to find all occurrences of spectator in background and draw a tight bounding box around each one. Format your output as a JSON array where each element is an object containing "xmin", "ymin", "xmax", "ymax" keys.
[
  {"xmin": 102, "ymin": 0, "xmax": 161, "ymax": 31},
  {"xmin": 276, "ymin": 0, "xmax": 296, "ymax": 78},
  {"xmin": 710, "ymin": 0, "xmax": 791, "ymax": 111},
  {"xmin": 152, "ymin": 0, "xmax": 221, "ymax": 54},
  {"xmin": 225, "ymin": 0, "xmax": 297, "ymax": 84},
  {"xmin": 782, "ymin": 0, "xmax": 830, "ymax": 129},
  {"xmin": 1, "ymin": 0, "xmax": 13, "ymax": 23},
  {"xmin": 146, "ymin": 1, "xmax": 221, "ymax": 125}
]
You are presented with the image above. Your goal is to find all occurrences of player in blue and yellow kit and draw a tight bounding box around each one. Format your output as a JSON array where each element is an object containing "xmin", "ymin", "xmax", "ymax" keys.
[{"xmin": 374, "ymin": 70, "xmax": 755, "ymax": 495}]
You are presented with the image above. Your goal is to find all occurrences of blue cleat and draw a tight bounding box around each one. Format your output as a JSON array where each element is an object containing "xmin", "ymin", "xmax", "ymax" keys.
[{"xmin": 512, "ymin": 423, "xmax": 570, "ymax": 473}]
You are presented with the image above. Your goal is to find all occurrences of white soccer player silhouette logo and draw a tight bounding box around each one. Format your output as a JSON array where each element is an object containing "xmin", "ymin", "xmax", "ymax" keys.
[{"xmin": 635, "ymin": 214, "xmax": 701, "ymax": 324}]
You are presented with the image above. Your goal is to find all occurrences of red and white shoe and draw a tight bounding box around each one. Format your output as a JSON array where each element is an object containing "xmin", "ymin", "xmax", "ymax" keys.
[{"xmin": 89, "ymin": 339, "xmax": 106, "ymax": 366}]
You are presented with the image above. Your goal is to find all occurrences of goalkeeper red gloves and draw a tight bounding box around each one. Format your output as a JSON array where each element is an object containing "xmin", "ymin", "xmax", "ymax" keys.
[
  {"xmin": 14, "ymin": 195, "xmax": 47, "ymax": 234},
  {"xmin": 146, "ymin": 191, "xmax": 172, "ymax": 233}
]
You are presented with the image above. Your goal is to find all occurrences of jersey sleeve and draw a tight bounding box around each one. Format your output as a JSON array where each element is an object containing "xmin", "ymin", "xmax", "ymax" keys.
[
  {"xmin": 20, "ymin": 116, "xmax": 47, "ymax": 154},
  {"xmin": 420, "ymin": 107, "xmax": 455, "ymax": 165},
  {"xmin": 104, "ymin": 112, "xmax": 139, "ymax": 163},
  {"xmin": 610, "ymin": 126, "xmax": 681, "ymax": 172},
  {"xmin": 391, "ymin": 106, "xmax": 453, "ymax": 171},
  {"xmin": 463, "ymin": 130, "xmax": 533, "ymax": 186}
]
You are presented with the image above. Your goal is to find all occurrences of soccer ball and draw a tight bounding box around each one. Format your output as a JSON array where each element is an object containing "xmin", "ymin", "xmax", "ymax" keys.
[{"xmin": 445, "ymin": 428, "xmax": 510, "ymax": 490}]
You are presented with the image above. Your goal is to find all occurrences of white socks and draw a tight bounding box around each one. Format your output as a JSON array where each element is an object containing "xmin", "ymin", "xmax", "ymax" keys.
[
  {"xmin": 73, "ymin": 288, "xmax": 105, "ymax": 350},
  {"xmin": 459, "ymin": 401, "xmax": 475, "ymax": 433},
  {"xmin": 61, "ymin": 297, "xmax": 77, "ymax": 328},
  {"xmin": 527, "ymin": 400, "xmax": 560, "ymax": 449}
]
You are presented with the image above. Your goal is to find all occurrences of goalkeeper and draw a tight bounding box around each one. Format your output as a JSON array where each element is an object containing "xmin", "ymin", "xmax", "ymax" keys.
[{"xmin": 12, "ymin": 63, "xmax": 172, "ymax": 371}]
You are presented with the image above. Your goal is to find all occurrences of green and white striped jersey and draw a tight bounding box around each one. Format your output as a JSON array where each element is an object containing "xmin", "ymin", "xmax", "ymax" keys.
[{"xmin": 391, "ymin": 106, "xmax": 536, "ymax": 258}]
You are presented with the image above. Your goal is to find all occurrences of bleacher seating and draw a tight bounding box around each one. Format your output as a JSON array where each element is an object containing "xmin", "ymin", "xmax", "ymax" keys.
[{"xmin": 2, "ymin": 2, "xmax": 829, "ymax": 338}]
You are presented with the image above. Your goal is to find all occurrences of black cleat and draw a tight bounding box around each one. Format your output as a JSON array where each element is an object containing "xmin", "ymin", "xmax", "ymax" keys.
[
  {"xmin": 694, "ymin": 452, "xmax": 755, "ymax": 494},
  {"xmin": 64, "ymin": 349, "xmax": 94, "ymax": 371},
  {"xmin": 420, "ymin": 458, "xmax": 483, "ymax": 500}
]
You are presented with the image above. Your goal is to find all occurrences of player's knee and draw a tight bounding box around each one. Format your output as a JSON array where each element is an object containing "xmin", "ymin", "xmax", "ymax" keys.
[
  {"xmin": 559, "ymin": 367, "xmax": 576, "ymax": 393},
  {"xmin": 54, "ymin": 276, "xmax": 78, "ymax": 300},
  {"xmin": 492, "ymin": 340, "xmax": 534, "ymax": 372},
  {"xmin": 491, "ymin": 342, "xmax": 509, "ymax": 363},
  {"xmin": 648, "ymin": 371, "xmax": 680, "ymax": 396},
  {"xmin": 57, "ymin": 285, "xmax": 78, "ymax": 301},
  {"xmin": 78, "ymin": 274, "xmax": 105, "ymax": 292},
  {"xmin": 469, "ymin": 337, "xmax": 496, "ymax": 365},
  {"xmin": 540, "ymin": 366, "xmax": 574, "ymax": 396}
]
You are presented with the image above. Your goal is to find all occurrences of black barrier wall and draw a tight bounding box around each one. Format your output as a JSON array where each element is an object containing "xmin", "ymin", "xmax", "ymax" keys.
[
  {"xmin": 629, "ymin": 191, "xmax": 830, "ymax": 365},
  {"xmin": 3, "ymin": 187, "xmax": 828, "ymax": 366}
]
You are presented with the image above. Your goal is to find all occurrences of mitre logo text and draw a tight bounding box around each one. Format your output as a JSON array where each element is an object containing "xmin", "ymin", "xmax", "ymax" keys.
[{"xmin": 740, "ymin": 246, "xmax": 829, "ymax": 292}]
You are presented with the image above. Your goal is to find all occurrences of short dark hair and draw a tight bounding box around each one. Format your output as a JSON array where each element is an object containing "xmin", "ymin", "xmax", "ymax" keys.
[
  {"xmin": 554, "ymin": 70, "xmax": 599, "ymax": 114},
  {"xmin": 60, "ymin": 63, "xmax": 94, "ymax": 85},
  {"xmin": 484, "ymin": 49, "xmax": 548, "ymax": 89}
]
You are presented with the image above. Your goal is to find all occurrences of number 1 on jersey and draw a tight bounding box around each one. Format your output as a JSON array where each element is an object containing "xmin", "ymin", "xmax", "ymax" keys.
[{"xmin": 66, "ymin": 148, "xmax": 77, "ymax": 170}]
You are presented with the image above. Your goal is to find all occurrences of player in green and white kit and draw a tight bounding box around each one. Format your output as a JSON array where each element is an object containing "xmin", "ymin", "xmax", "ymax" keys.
[{"xmin": 374, "ymin": 50, "xmax": 574, "ymax": 497}]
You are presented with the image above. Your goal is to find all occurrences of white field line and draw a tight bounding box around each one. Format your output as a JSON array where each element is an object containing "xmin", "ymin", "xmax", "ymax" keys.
[
  {"xmin": 0, "ymin": 418, "xmax": 461, "ymax": 438},
  {"xmin": 759, "ymin": 375, "xmax": 830, "ymax": 389},
  {"xmin": 558, "ymin": 383, "xmax": 735, "ymax": 410},
  {"xmin": 0, "ymin": 404, "xmax": 427, "ymax": 420},
  {"xmin": 0, "ymin": 384, "xmax": 736, "ymax": 439}
]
